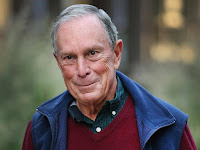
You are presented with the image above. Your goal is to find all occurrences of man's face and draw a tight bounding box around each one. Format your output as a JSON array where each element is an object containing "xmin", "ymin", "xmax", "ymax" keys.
[{"xmin": 55, "ymin": 15, "xmax": 122, "ymax": 105}]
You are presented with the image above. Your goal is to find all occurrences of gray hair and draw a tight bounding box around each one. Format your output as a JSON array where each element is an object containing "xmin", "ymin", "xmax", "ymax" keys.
[{"xmin": 51, "ymin": 4, "xmax": 119, "ymax": 56}]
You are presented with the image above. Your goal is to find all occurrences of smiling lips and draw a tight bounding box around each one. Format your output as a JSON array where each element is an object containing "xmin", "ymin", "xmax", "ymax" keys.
[{"xmin": 75, "ymin": 80, "xmax": 98, "ymax": 87}]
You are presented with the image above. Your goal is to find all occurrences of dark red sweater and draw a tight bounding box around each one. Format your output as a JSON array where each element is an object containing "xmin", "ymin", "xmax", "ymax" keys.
[{"xmin": 67, "ymin": 95, "xmax": 141, "ymax": 150}]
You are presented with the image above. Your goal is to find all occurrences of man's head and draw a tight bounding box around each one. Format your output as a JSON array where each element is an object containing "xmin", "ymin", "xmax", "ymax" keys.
[
  {"xmin": 51, "ymin": 4, "xmax": 118, "ymax": 56},
  {"xmin": 52, "ymin": 4, "xmax": 123, "ymax": 107}
]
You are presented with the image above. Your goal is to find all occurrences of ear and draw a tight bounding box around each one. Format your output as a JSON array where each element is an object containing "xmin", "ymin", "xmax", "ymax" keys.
[
  {"xmin": 53, "ymin": 52, "xmax": 62, "ymax": 71},
  {"xmin": 113, "ymin": 40, "xmax": 123, "ymax": 70}
]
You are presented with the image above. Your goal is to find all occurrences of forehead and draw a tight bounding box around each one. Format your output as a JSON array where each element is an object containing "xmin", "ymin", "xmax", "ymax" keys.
[
  {"xmin": 56, "ymin": 15, "xmax": 109, "ymax": 51},
  {"xmin": 57, "ymin": 15, "xmax": 106, "ymax": 37}
]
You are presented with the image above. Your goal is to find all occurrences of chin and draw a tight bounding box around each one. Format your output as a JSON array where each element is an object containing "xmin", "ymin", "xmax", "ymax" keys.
[{"xmin": 77, "ymin": 92, "xmax": 103, "ymax": 103}]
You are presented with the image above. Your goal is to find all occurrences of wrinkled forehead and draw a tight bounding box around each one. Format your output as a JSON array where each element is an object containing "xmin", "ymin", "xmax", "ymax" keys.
[
  {"xmin": 57, "ymin": 15, "xmax": 109, "ymax": 42},
  {"xmin": 57, "ymin": 14, "xmax": 104, "ymax": 33},
  {"xmin": 56, "ymin": 15, "xmax": 110, "ymax": 52}
]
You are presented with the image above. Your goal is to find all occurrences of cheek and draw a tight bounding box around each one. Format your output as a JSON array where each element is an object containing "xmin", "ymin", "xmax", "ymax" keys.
[
  {"xmin": 92, "ymin": 58, "xmax": 115, "ymax": 87},
  {"xmin": 60, "ymin": 66, "xmax": 74, "ymax": 81},
  {"xmin": 94, "ymin": 56, "xmax": 115, "ymax": 74},
  {"xmin": 92, "ymin": 62, "xmax": 110, "ymax": 77}
]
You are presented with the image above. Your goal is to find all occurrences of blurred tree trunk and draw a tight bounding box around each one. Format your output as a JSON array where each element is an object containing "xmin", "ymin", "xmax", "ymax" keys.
[
  {"xmin": 49, "ymin": 0, "xmax": 61, "ymax": 18},
  {"xmin": 92, "ymin": 0, "xmax": 111, "ymax": 16},
  {"xmin": 127, "ymin": 0, "xmax": 140, "ymax": 70}
]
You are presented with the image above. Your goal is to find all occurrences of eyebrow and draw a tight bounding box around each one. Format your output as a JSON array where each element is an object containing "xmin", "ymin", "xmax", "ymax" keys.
[
  {"xmin": 84, "ymin": 45, "xmax": 104, "ymax": 52},
  {"xmin": 60, "ymin": 44, "xmax": 105, "ymax": 56}
]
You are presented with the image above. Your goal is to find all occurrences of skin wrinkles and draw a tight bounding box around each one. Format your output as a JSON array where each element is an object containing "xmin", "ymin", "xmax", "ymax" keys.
[{"xmin": 54, "ymin": 15, "xmax": 123, "ymax": 120}]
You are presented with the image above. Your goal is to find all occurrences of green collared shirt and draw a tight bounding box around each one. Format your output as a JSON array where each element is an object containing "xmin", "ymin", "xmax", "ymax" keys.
[{"xmin": 68, "ymin": 76, "xmax": 128, "ymax": 133}]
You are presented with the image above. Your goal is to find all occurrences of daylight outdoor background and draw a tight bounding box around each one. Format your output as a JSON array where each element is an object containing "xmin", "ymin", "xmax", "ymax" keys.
[{"xmin": 0, "ymin": 0, "xmax": 199, "ymax": 149}]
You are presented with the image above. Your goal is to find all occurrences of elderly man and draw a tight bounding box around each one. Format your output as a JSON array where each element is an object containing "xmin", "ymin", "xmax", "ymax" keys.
[{"xmin": 22, "ymin": 4, "xmax": 197, "ymax": 150}]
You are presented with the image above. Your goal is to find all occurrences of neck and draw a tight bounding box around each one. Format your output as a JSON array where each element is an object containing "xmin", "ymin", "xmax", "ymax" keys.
[
  {"xmin": 76, "ymin": 77, "xmax": 118, "ymax": 121},
  {"xmin": 77, "ymin": 99, "xmax": 106, "ymax": 121}
]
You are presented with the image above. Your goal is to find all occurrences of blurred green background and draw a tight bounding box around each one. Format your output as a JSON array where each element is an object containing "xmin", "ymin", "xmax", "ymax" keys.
[{"xmin": 0, "ymin": 0, "xmax": 199, "ymax": 149}]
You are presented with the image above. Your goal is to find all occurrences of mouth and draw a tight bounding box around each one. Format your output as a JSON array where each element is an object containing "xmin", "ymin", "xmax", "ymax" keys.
[{"xmin": 77, "ymin": 81, "xmax": 97, "ymax": 87}]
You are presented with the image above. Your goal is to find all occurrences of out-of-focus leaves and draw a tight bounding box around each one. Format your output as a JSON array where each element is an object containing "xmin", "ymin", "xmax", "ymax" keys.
[{"xmin": 0, "ymin": 9, "xmax": 65, "ymax": 149}]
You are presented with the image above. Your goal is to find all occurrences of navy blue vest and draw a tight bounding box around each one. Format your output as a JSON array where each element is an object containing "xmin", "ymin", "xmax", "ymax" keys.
[{"xmin": 31, "ymin": 71, "xmax": 188, "ymax": 150}]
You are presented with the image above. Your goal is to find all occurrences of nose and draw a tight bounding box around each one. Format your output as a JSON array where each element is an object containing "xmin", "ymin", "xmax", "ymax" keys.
[{"xmin": 76, "ymin": 57, "xmax": 91, "ymax": 78}]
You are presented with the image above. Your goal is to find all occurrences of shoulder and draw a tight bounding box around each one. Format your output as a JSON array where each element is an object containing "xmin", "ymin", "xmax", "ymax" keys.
[
  {"xmin": 117, "ymin": 71, "xmax": 188, "ymax": 125},
  {"xmin": 31, "ymin": 90, "xmax": 73, "ymax": 132},
  {"xmin": 31, "ymin": 90, "xmax": 73, "ymax": 149},
  {"xmin": 36, "ymin": 90, "xmax": 73, "ymax": 116}
]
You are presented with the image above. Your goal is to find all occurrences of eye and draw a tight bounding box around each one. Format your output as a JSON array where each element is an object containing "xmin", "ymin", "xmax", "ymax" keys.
[
  {"xmin": 90, "ymin": 51, "xmax": 96, "ymax": 55},
  {"xmin": 64, "ymin": 55, "xmax": 72, "ymax": 59},
  {"xmin": 87, "ymin": 50, "xmax": 102, "ymax": 61},
  {"xmin": 61, "ymin": 55, "xmax": 76, "ymax": 65}
]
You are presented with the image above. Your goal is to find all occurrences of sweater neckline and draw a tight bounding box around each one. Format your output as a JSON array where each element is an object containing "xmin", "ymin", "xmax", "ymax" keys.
[{"xmin": 68, "ymin": 94, "xmax": 135, "ymax": 142}]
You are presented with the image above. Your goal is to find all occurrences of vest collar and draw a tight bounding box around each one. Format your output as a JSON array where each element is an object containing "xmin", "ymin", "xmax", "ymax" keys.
[
  {"xmin": 36, "ymin": 90, "xmax": 74, "ymax": 117},
  {"xmin": 116, "ymin": 71, "xmax": 176, "ymax": 149}
]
